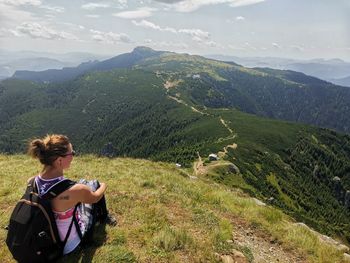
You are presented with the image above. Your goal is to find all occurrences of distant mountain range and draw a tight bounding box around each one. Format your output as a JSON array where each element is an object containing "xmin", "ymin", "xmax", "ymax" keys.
[
  {"xmin": 206, "ymin": 54, "xmax": 350, "ymax": 87},
  {"xmin": 5, "ymin": 49, "xmax": 350, "ymax": 87},
  {"xmin": 1, "ymin": 47, "xmax": 350, "ymax": 241},
  {"xmin": 12, "ymin": 47, "xmax": 162, "ymax": 83},
  {"xmin": 330, "ymin": 75, "xmax": 350, "ymax": 87},
  {"xmin": 0, "ymin": 49, "xmax": 109, "ymax": 80},
  {"xmin": 10, "ymin": 47, "xmax": 350, "ymax": 134}
]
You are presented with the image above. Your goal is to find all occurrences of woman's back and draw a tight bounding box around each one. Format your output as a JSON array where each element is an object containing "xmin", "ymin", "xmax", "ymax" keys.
[{"xmin": 35, "ymin": 175, "xmax": 81, "ymax": 254}]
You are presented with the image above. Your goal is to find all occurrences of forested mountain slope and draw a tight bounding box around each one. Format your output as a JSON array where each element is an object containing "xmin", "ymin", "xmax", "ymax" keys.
[{"xmin": 1, "ymin": 47, "xmax": 350, "ymax": 243}]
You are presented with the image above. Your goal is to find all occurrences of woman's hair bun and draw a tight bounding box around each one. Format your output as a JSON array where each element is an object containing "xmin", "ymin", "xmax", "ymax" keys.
[
  {"xmin": 27, "ymin": 134, "xmax": 70, "ymax": 165},
  {"xmin": 28, "ymin": 139, "xmax": 46, "ymax": 159}
]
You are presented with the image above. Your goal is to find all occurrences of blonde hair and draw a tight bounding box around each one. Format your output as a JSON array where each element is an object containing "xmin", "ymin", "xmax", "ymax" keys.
[{"xmin": 27, "ymin": 134, "xmax": 70, "ymax": 165}]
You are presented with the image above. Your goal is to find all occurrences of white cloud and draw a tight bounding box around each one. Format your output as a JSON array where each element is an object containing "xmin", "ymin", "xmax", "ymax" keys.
[
  {"xmin": 228, "ymin": 44, "xmax": 246, "ymax": 50},
  {"xmin": 40, "ymin": 5, "xmax": 65, "ymax": 13},
  {"xmin": 82, "ymin": 3, "xmax": 110, "ymax": 10},
  {"xmin": 132, "ymin": 20, "xmax": 177, "ymax": 33},
  {"xmin": 8, "ymin": 29, "xmax": 22, "ymax": 37},
  {"xmin": 272, "ymin": 42, "xmax": 281, "ymax": 49},
  {"xmin": 16, "ymin": 22, "xmax": 78, "ymax": 40},
  {"xmin": 226, "ymin": 17, "xmax": 245, "ymax": 23},
  {"xmin": 0, "ymin": 3, "xmax": 36, "ymax": 24},
  {"xmin": 179, "ymin": 29, "xmax": 220, "ymax": 47},
  {"xmin": 131, "ymin": 19, "xmax": 212, "ymax": 45},
  {"xmin": 244, "ymin": 42, "xmax": 257, "ymax": 50},
  {"xmin": 90, "ymin": 29, "xmax": 132, "ymax": 44},
  {"xmin": 60, "ymin": 22, "xmax": 86, "ymax": 32},
  {"xmin": 0, "ymin": 0, "xmax": 41, "ymax": 6},
  {"xmin": 113, "ymin": 7, "xmax": 155, "ymax": 19},
  {"xmin": 142, "ymin": 38, "xmax": 189, "ymax": 49},
  {"xmin": 193, "ymin": 37, "xmax": 222, "ymax": 48},
  {"xmin": 178, "ymin": 28, "xmax": 210, "ymax": 40},
  {"xmin": 115, "ymin": 0, "xmax": 128, "ymax": 9},
  {"xmin": 158, "ymin": 0, "xmax": 265, "ymax": 12},
  {"xmin": 206, "ymin": 40, "xmax": 220, "ymax": 48},
  {"xmin": 44, "ymin": 14, "xmax": 55, "ymax": 19},
  {"xmin": 86, "ymin": 14, "xmax": 100, "ymax": 18},
  {"xmin": 229, "ymin": 0, "xmax": 264, "ymax": 7},
  {"xmin": 132, "ymin": 19, "xmax": 161, "ymax": 30},
  {"xmin": 132, "ymin": 19, "xmax": 209, "ymax": 45},
  {"xmin": 290, "ymin": 45, "xmax": 304, "ymax": 52},
  {"xmin": 0, "ymin": 27, "xmax": 22, "ymax": 37}
]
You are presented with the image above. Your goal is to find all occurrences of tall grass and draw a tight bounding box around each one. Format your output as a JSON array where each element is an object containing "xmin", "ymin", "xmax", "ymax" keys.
[{"xmin": 0, "ymin": 155, "xmax": 346, "ymax": 262}]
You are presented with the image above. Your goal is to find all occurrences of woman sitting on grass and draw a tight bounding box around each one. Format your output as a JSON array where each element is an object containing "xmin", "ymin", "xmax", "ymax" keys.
[{"xmin": 27, "ymin": 134, "xmax": 116, "ymax": 255}]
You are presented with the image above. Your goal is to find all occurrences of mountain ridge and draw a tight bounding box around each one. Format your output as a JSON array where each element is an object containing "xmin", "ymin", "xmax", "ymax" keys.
[{"xmin": 12, "ymin": 46, "xmax": 166, "ymax": 83}]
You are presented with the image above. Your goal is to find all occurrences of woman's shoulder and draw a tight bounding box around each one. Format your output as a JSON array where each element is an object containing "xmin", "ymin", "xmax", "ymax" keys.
[{"xmin": 69, "ymin": 183, "xmax": 91, "ymax": 192}]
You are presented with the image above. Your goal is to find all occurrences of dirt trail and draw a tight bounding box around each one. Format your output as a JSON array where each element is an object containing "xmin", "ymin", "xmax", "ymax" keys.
[
  {"xmin": 220, "ymin": 116, "xmax": 234, "ymax": 134},
  {"xmin": 218, "ymin": 143, "xmax": 237, "ymax": 158},
  {"xmin": 229, "ymin": 216, "xmax": 307, "ymax": 263},
  {"xmin": 163, "ymin": 78, "xmax": 210, "ymax": 115},
  {"xmin": 217, "ymin": 117, "xmax": 238, "ymax": 159},
  {"xmin": 193, "ymin": 152, "xmax": 206, "ymax": 176},
  {"xmin": 192, "ymin": 160, "xmax": 307, "ymax": 262},
  {"xmin": 167, "ymin": 95, "xmax": 209, "ymax": 115},
  {"xmin": 164, "ymin": 79, "xmax": 182, "ymax": 90}
]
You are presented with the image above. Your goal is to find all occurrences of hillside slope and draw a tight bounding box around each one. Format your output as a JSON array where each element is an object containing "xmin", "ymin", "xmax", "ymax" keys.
[
  {"xmin": 1, "ymin": 47, "xmax": 350, "ymax": 249},
  {"xmin": 0, "ymin": 71, "xmax": 350, "ymax": 243},
  {"xmin": 0, "ymin": 155, "xmax": 349, "ymax": 263}
]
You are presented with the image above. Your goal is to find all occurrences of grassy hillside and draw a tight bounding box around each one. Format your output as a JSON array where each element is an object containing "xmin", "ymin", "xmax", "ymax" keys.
[
  {"xmin": 1, "ymin": 71, "xmax": 350, "ymax": 242},
  {"xmin": 0, "ymin": 155, "xmax": 348, "ymax": 263}
]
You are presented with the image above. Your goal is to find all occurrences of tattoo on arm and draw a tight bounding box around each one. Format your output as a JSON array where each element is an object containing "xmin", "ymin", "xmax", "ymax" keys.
[{"xmin": 59, "ymin": 195, "xmax": 69, "ymax": 200}]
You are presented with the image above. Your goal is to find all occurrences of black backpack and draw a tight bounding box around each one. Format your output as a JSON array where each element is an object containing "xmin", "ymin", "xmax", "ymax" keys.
[{"xmin": 6, "ymin": 177, "xmax": 78, "ymax": 263}]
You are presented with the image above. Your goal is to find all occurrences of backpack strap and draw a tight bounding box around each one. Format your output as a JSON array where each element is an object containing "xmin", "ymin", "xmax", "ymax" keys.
[
  {"xmin": 40, "ymin": 179, "xmax": 76, "ymax": 200},
  {"xmin": 73, "ymin": 211, "xmax": 84, "ymax": 241},
  {"xmin": 62, "ymin": 203, "xmax": 80, "ymax": 249},
  {"xmin": 26, "ymin": 177, "xmax": 76, "ymax": 200},
  {"xmin": 26, "ymin": 177, "xmax": 36, "ymax": 194}
]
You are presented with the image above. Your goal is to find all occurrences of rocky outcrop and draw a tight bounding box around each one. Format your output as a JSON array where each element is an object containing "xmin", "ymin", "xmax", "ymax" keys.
[
  {"xmin": 294, "ymin": 223, "xmax": 350, "ymax": 253},
  {"xmin": 228, "ymin": 163, "xmax": 240, "ymax": 174},
  {"xmin": 331, "ymin": 176, "xmax": 350, "ymax": 209},
  {"xmin": 252, "ymin": 198, "xmax": 266, "ymax": 206},
  {"xmin": 220, "ymin": 250, "xmax": 247, "ymax": 263}
]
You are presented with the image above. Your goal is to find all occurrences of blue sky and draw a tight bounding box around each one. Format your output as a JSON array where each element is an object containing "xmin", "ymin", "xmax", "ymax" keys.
[{"xmin": 0, "ymin": 0, "xmax": 349, "ymax": 60}]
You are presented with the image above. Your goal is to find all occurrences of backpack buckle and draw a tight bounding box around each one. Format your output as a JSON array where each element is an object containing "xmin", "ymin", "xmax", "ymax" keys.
[{"xmin": 38, "ymin": 231, "xmax": 47, "ymax": 238}]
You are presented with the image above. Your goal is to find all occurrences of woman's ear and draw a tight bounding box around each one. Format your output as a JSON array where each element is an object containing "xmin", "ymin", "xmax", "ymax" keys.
[{"xmin": 53, "ymin": 157, "xmax": 62, "ymax": 168}]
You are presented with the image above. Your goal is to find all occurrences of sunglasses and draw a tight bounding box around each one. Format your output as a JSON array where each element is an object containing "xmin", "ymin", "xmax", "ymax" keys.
[{"xmin": 61, "ymin": 150, "xmax": 76, "ymax": 157}]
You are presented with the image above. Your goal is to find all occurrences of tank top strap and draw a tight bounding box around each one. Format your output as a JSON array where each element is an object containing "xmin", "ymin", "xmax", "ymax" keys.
[{"xmin": 35, "ymin": 175, "xmax": 65, "ymax": 196}]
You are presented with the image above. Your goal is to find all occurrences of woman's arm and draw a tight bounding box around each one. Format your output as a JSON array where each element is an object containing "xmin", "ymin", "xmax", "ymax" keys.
[{"xmin": 70, "ymin": 183, "xmax": 107, "ymax": 204}]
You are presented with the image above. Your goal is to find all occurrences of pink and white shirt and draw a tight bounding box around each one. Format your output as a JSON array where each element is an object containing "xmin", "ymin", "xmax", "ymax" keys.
[{"xmin": 35, "ymin": 175, "xmax": 81, "ymax": 254}]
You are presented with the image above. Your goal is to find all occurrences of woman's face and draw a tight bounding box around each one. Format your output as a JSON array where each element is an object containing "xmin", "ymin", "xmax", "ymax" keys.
[{"xmin": 57, "ymin": 143, "xmax": 74, "ymax": 170}]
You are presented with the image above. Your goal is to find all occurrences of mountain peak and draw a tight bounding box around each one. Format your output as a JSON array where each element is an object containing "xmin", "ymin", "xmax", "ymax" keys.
[{"xmin": 132, "ymin": 46, "xmax": 162, "ymax": 57}]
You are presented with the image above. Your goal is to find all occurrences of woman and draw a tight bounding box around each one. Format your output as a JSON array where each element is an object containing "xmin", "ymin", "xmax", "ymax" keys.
[{"xmin": 27, "ymin": 134, "xmax": 116, "ymax": 255}]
